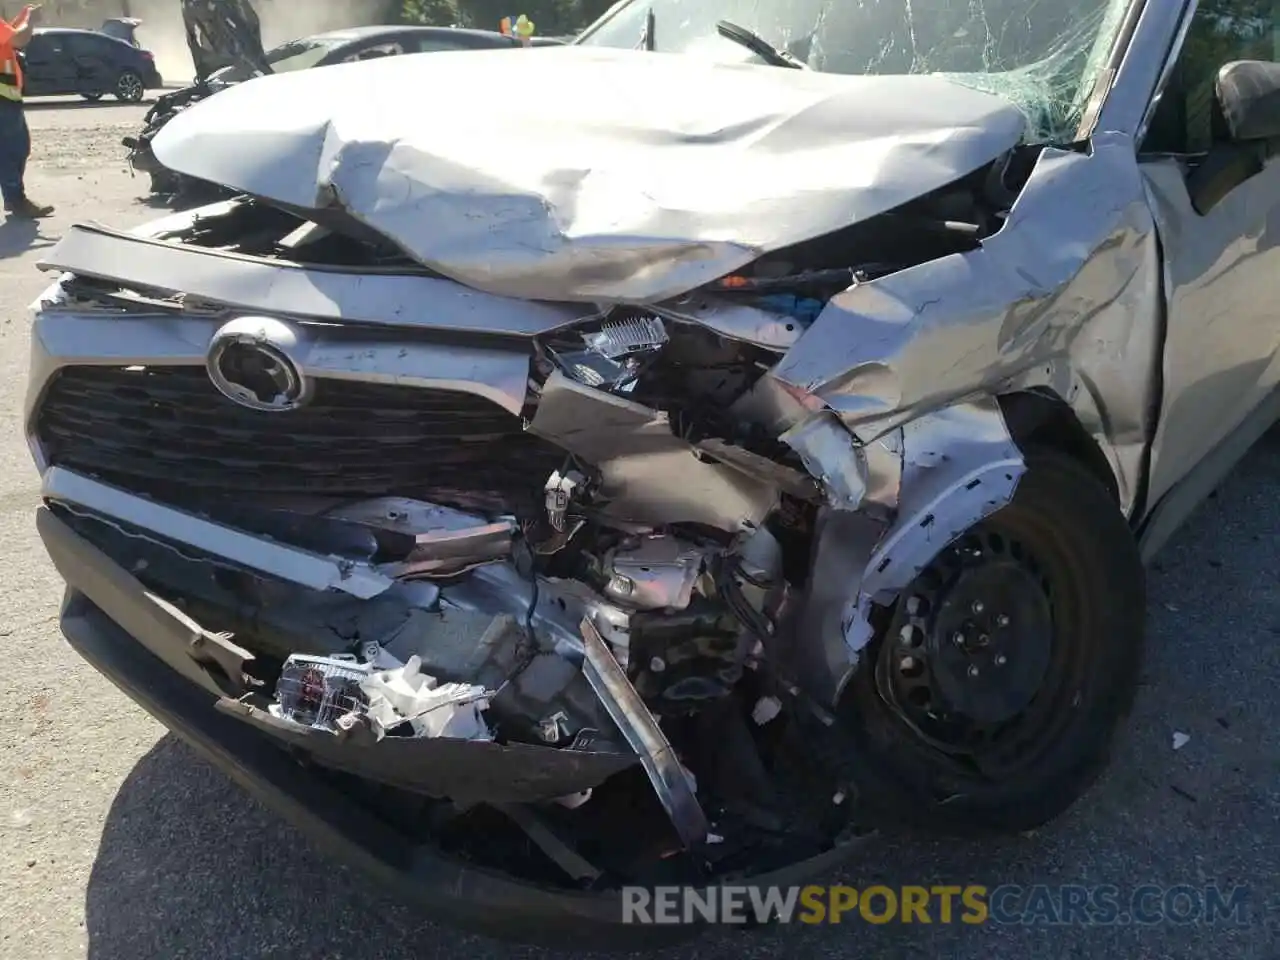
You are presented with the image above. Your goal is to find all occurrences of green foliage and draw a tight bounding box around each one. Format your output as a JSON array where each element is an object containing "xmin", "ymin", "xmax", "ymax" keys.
[
  {"xmin": 402, "ymin": 0, "xmax": 460, "ymax": 26},
  {"xmin": 402, "ymin": 0, "xmax": 615, "ymax": 34}
]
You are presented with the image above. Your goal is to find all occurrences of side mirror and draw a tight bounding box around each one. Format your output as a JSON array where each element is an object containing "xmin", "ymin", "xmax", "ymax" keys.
[{"xmin": 1216, "ymin": 60, "xmax": 1280, "ymax": 142}]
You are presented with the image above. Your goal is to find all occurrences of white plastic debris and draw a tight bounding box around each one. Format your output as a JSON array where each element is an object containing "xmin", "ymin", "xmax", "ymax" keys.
[
  {"xmin": 752, "ymin": 695, "xmax": 783, "ymax": 726},
  {"xmin": 358, "ymin": 655, "xmax": 493, "ymax": 741},
  {"xmin": 1173, "ymin": 731, "xmax": 1191, "ymax": 750},
  {"xmin": 360, "ymin": 641, "xmax": 404, "ymax": 670},
  {"xmin": 554, "ymin": 789, "xmax": 593, "ymax": 809}
]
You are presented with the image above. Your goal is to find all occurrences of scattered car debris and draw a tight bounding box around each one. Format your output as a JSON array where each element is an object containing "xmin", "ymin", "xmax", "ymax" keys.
[
  {"xmin": 1173, "ymin": 731, "xmax": 1191, "ymax": 751},
  {"xmin": 269, "ymin": 650, "xmax": 493, "ymax": 741},
  {"xmin": 359, "ymin": 655, "xmax": 492, "ymax": 740},
  {"xmin": 751, "ymin": 695, "xmax": 782, "ymax": 726}
]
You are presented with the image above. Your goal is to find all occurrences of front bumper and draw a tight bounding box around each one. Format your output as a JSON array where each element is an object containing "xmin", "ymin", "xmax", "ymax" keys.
[
  {"xmin": 38, "ymin": 506, "xmax": 865, "ymax": 946},
  {"xmin": 38, "ymin": 505, "xmax": 679, "ymax": 946}
]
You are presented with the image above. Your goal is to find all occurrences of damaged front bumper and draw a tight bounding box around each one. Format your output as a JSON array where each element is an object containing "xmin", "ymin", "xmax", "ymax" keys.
[{"xmin": 39, "ymin": 506, "xmax": 866, "ymax": 946}]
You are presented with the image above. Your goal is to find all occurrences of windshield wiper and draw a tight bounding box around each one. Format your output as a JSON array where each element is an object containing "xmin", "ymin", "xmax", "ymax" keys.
[{"xmin": 715, "ymin": 20, "xmax": 806, "ymax": 69}]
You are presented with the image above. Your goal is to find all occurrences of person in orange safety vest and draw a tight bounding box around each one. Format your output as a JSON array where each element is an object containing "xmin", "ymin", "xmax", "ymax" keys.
[{"xmin": 1, "ymin": 3, "xmax": 54, "ymax": 219}]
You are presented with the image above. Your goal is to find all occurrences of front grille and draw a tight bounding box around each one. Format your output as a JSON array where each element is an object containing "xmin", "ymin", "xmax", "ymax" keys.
[{"xmin": 37, "ymin": 366, "xmax": 566, "ymax": 516}]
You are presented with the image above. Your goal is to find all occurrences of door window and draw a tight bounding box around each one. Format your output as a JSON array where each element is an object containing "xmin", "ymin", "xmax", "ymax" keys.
[
  {"xmin": 344, "ymin": 42, "xmax": 404, "ymax": 62},
  {"xmin": 31, "ymin": 34, "xmax": 64, "ymax": 57},
  {"xmin": 410, "ymin": 37, "xmax": 477, "ymax": 52},
  {"xmin": 64, "ymin": 34, "xmax": 106, "ymax": 57},
  {"xmin": 1144, "ymin": 2, "xmax": 1280, "ymax": 153}
]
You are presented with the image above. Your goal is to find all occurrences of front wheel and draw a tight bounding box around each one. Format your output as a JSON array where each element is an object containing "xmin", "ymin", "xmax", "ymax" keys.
[
  {"xmin": 838, "ymin": 449, "xmax": 1145, "ymax": 834},
  {"xmin": 115, "ymin": 70, "xmax": 145, "ymax": 103}
]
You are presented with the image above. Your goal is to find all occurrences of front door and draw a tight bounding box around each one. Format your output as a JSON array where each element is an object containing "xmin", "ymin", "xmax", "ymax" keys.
[
  {"xmin": 1140, "ymin": 0, "xmax": 1280, "ymax": 507},
  {"xmin": 19, "ymin": 34, "xmax": 74, "ymax": 97},
  {"xmin": 64, "ymin": 33, "xmax": 116, "ymax": 95}
]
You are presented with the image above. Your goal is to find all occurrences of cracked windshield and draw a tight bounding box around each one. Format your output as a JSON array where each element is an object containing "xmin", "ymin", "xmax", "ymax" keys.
[{"xmin": 579, "ymin": 0, "xmax": 1132, "ymax": 141}]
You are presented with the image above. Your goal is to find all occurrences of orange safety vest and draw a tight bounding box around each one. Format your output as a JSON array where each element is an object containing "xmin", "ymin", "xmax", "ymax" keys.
[{"xmin": 1, "ymin": 18, "xmax": 25, "ymax": 101}]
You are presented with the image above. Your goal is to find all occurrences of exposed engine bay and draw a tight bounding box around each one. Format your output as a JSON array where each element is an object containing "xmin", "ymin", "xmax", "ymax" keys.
[
  {"xmin": 32, "ymin": 155, "xmax": 1036, "ymax": 890},
  {"xmin": 123, "ymin": 80, "xmax": 226, "ymax": 200}
]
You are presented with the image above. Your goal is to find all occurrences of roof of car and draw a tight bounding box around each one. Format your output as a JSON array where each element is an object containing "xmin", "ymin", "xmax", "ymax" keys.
[
  {"xmin": 35, "ymin": 27, "xmax": 133, "ymax": 40},
  {"xmin": 34, "ymin": 27, "xmax": 136, "ymax": 44},
  {"xmin": 303, "ymin": 25, "xmax": 513, "ymax": 44}
]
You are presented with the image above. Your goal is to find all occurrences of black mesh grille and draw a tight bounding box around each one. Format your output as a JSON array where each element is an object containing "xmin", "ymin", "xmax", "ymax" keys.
[{"xmin": 36, "ymin": 366, "xmax": 565, "ymax": 515}]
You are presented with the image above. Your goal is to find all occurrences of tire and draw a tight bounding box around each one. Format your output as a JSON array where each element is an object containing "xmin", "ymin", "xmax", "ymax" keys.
[
  {"xmin": 80, "ymin": 92, "xmax": 104, "ymax": 102},
  {"xmin": 115, "ymin": 70, "xmax": 145, "ymax": 103},
  {"xmin": 837, "ymin": 448, "xmax": 1145, "ymax": 835}
]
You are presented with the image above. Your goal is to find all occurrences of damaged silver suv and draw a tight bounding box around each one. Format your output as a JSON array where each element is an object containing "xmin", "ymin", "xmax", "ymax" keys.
[{"xmin": 24, "ymin": 0, "xmax": 1280, "ymax": 945}]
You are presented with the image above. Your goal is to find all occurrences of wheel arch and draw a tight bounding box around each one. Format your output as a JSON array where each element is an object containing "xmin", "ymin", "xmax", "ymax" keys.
[{"xmin": 998, "ymin": 390, "xmax": 1121, "ymax": 505}]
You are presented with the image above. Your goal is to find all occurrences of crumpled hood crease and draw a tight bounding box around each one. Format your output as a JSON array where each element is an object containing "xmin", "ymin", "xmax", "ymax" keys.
[{"xmin": 152, "ymin": 45, "xmax": 1027, "ymax": 302}]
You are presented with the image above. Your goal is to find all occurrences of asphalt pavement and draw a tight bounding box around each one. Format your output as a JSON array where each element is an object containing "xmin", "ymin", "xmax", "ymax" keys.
[{"xmin": 0, "ymin": 97, "xmax": 1277, "ymax": 960}]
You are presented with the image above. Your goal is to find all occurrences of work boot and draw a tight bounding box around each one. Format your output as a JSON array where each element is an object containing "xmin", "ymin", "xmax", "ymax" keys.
[{"xmin": 4, "ymin": 197, "xmax": 55, "ymax": 219}]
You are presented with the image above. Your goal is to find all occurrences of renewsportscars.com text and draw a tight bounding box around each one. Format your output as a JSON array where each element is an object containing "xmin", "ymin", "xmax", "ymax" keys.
[{"xmin": 621, "ymin": 883, "xmax": 1253, "ymax": 926}]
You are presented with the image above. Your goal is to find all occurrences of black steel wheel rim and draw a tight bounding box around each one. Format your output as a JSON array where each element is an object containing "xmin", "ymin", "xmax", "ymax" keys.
[{"xmin": 875, "ymin": 520, "xmax": 1084, "ymax": 781}]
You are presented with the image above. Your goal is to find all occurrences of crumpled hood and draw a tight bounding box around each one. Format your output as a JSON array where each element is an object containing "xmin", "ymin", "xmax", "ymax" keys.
[{"xmin": 152, "ymin": 45, "xmax": 1026, "ymax": 303}]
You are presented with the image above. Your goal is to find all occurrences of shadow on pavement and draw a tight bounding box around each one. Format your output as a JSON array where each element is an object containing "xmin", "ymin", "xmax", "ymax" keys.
[
  {"xmin": 134, "ymin": 191, "xmax": 219, "ymax": 212},
  {"xmin": 82, "ymin": 734, "xmax": 1031, "ymax": 960},
  {"xmin": 0, "ymin": 216, "xmax": 54, "ymax": 257},
  {"xmin": 76, "ymin": 733, "xmax": 1140, "ymax": 960}
]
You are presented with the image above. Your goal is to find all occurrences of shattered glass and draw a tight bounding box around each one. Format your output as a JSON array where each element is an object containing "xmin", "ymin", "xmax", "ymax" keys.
[{"xmin": 579, "ymin": 0, "xmax": 1134, "ymax": 142}]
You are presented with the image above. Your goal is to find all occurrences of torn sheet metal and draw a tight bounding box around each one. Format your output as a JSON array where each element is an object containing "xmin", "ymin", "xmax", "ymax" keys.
[
  {"xmin": 692, "ymin": 439, "xmax": 819, "ymax": 501},
  {"xmin": 151, "ymin": 45, "xmax": 1026, "ymax": 303},
  {"xmin": 769, "ymin": 132, "xmax": 1163, "ymax": 515},
  {"xmin": 217, "ymin": 694, "xmax": 639, "ymax": 804},
  {"xmin": 528, "ymin": 370, "xmax": 780, "ymax": 531},
  {"xmin": 43, "ymin": 467, "xmax": 394, "ymax": 599},
  {"xmin": 146, "ymin": 591, "xmax": 259, "ymax": 697},
  {"xmin": 654, "ymin": 298, "xmax": 806, "ymax": 351},
  {"xmin": 38, "ymin": 223, "xmax": 595, "ymax": 338},
  {"xmin": 784, "ymin": 398, "xmax": 1024, "ymax": 705},
  {"xmin": 786, "ymin": 507, "xmax": 889, "ymax": 708},
  {"xmin": 580, "ymin": 616, "xmax": 709, "ymax": 849},
  {"xmin": 326, "ymin": 498, "xmax": 517, "ymax": 578},
  {"xmin": 779, "ymin": 411, "xmax": 870, "ymax": 510}
]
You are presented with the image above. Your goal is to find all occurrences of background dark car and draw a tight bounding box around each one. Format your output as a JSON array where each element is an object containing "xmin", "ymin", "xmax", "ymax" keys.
[
  {"xmin": 205, "ymin": 24, "xmax": 546, "ymax": 84},
  {"xmin": 19, "ymin": 28, "xmax": 162, "ymax": 102}
]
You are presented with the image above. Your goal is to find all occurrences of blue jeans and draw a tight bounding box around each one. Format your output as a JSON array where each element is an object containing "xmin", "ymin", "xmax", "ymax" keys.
[{"xmin": 0, "ymin": 99, "xmax": 31, "ymax": 205}]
